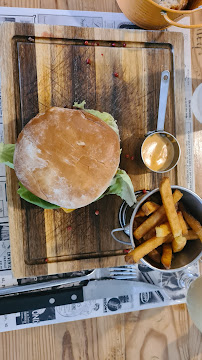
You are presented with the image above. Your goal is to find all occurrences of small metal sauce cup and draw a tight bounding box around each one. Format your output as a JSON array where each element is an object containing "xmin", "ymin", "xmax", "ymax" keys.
[{"xmin": 141, "ymin": 70, "xmax": 181, "ymax": 173}]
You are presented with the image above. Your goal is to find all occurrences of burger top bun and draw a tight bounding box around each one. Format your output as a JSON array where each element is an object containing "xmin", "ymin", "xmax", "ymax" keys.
[{"xmin": 14, "ymin": 107, "xmax": 120, "ymax": 209}]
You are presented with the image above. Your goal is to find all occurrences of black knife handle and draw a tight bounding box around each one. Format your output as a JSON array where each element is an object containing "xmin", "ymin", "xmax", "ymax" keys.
[{"xmin": 0, "ymin": 287, "xmax": 84, "ymax": 315}]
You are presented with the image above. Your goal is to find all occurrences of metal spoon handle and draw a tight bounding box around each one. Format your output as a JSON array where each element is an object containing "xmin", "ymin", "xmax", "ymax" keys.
[{"xmin": 157, "ymin": 70, "xmax": 170, "ymax": 132}]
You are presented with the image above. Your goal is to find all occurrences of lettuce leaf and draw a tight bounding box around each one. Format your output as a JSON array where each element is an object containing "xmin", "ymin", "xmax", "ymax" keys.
[
  {"xmin": 73, "ymin": 101, "xmax": 119, "ymax": 136},
  {"xmin": 17, "ymin": 183, "xmax": 60, "ymax": 209},
  {"xmin": 99, "ymin": 169, "xmax": 136, "ymax": 207},
  {"xmin": 0, "ymin": 143, "xmax": 15, "ymax": 169}
]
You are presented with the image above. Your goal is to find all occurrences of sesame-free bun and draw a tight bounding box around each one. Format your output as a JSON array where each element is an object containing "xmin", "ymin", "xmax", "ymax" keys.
[{"xmin": 14, "ymin": 107, "xmax": 120, "ymax": 209}]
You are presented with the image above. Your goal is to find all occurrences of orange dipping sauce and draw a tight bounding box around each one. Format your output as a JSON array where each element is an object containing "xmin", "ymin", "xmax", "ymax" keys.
[{"xmin": 142, "ymin": 133, "xmax": 174, "ymax": 172}]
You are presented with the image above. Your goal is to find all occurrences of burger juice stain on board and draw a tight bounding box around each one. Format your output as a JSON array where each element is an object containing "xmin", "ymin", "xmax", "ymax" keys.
[{"xmin": 1, "ymin": 23, "xmax": 185, "ymax": 276}]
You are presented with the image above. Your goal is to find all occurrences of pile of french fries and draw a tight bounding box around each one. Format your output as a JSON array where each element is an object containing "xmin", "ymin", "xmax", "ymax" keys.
[{"xmin": 125, "ymin": 177, "xmax": 202, "ymax": 269}]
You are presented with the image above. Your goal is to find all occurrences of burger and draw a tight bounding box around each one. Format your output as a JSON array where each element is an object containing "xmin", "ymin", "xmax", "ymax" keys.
[{"xmin": 0, "ymin": 101, "xmax": 136, "ymax": 210}]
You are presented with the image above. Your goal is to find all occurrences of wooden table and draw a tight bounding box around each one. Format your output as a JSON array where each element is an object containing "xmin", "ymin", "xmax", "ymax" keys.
[{"xmin": 0, "ymin": 1, "xmax": 201, "ymax": 359}]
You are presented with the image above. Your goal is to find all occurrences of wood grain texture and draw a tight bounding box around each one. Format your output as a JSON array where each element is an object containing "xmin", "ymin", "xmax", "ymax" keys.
[
  {"xmin": 0, "ymin": 3, "xmax": 201, "ymax": 360},
  {"xmin": 0, "ymin": 0, "xmax": 121, "ymax": 11},
  {"xmin": 0, "ymin": 23, "xmax": 186, "ymax": 277},
  {"xmin": 0, "ymin": 303, "xmax": 201, "ymax": 360}
]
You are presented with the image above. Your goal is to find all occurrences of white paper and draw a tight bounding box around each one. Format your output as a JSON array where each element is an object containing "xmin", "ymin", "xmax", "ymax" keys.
[
  {"xmin": 0, "ymin": 262, "xmax": 199, "ymax": 332},
  {"xmin": 168, "ymin": 17, "xmax": 195, "ymax": 191}
]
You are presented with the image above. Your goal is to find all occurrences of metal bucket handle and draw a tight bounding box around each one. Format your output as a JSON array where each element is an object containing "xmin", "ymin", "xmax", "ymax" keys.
[
  {"xmin": 111, "ymin": 190, "xmax": 150, "ymax": 247},
  {"xmin": 111, "ymin": 226, "xmax": 132, "ymax": 245}
]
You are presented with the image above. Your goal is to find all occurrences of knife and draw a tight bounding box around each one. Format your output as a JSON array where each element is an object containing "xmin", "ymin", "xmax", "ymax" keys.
[{"xmin": 0, "ymin": 280, "xmax": 164, "ymax": 315}]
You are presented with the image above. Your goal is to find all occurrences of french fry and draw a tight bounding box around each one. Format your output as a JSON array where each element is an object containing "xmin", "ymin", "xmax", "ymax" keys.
[
  {"xmin": 143, "ymin": 227, "xmax": 156, "ymax": 241},
  {"xmin": 168, "ymin": 230, "xmax": 198, "ymax": 243},
  {"xmin": 172, "ymin": 190, "xmax": 184, "ymax": 203},
  {"xmin": 185, "ymin": 230, "xmax": 198, "ymax": 240},
  {"xmin": 156, "ymin": 222, "xmax": 171, "ymax": 237},
  {"xmin": 156, "ymin": 212, "xmax": 188, "ymax": 238},
  {"xmin": 160, "ymin": 233, "xmax": 175, "ymax": 244},
  {"xmin": 124, "ymin": 254, "xmax": 135, "ymax": 264},
  {"xmin": 133, "ymin": 217, "xmax": 148, "ymax": 231},
  {"xmin": 134, "ymin": 206, "xmax": 166, "ymax": 240},
  {"xmin": 177, "ymin": 211, "xmax": 188, "ymax": 235},
  {"xmin": 136, "ymin": 238, "xmax": 161, "ymax": 263},
  {"xmin": 141, "ymin": 201, "xmax": 160, "ymax": 216},
  {"xmin": 143, "ymin": 215, "xmax": 168, "ymax": 241},
  {"xmin": 125, "ymin": 234, "xmax": 172, "ymax": 264},
  {"xmin": 172, "ymin": 235, "xmax": 187, "ymax": 253},
  {"xmin": 161, "ymin": 243, "xmax": 172, "ymax": 269},
  {"xmin": 180, "ymin": 205, "xmax": 202, "ymax": 243},
  {"xmin": 135, "ymin": 209, "xmax": 146, "ymax": 218},
  {"xmin": 159, "ymin": 178, "xmax": 182, "ymax": 238},
  {"xmin": 133, "ymin": 189, "xmax": 183, "ymax": 240}
]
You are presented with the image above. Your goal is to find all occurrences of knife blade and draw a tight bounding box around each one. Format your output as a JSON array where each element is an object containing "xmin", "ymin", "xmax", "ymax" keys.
[{"xmin": 0, "ymin": 280, "xmax": 164, "ymax": 315}]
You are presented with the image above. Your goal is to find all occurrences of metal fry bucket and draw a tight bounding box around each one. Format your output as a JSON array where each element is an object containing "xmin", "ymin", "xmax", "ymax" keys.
[{"xmin": 111, "ymin": 186, "xmax": 202, "ymax": 272}]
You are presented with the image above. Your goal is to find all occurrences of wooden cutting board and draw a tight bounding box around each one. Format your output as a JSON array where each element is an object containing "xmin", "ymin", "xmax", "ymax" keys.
[{"xmin": 0, "ymin": 23, "xmax": 186, "ymax": 278}]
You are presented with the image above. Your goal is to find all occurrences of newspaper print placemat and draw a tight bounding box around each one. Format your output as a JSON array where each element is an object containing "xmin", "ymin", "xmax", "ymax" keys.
[
  {"xmin": 0, "ymin": 7, "xmax": 199, "ymax": 332},
  {"xmin": 0, "ymin": 262, "xmax": 199, "ymax": 332}
]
